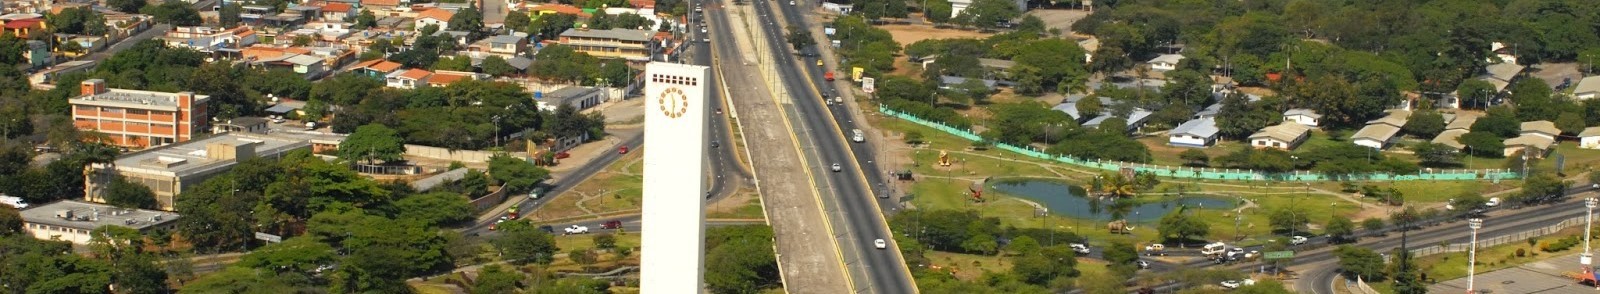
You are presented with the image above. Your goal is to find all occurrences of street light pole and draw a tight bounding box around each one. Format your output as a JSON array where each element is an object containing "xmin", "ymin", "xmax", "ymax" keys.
[
  {"xmin": 1584, "ymin": 197, "xmax": 1597, "ymax": 268},
  {"xmin": 1468, "ymin": 218, "xmax": 1483, "ymax": 294}
]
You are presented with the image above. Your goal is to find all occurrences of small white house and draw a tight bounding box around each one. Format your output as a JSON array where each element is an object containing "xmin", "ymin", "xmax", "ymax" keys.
[
  {"xmin": 1249, "ymin": 122, "xmax": 1312, "ymax": 150},
  {"xmin": 1504, "ymin": 134, "xmax": 1555, "ymax": 158},
  {"xmin": 1581, "ymin": 127, "xmax": 1600, "ymax": 149},
  {"xmin": 1283, "ymin": 108, "xmax": 1321, "ymax": 127},
  {"xmin": 1351, "ymin": 124, "xmax": 1401, "ymax": 150},
  {"xmin": 1147, "ymin": 54, "xmax": 1185, "ymax": 71},
  {"xmin": 1575, "ymin": 76, "xmax": 1600, "ymax": 100},
  {"xmin": 1521, "ymin": 120, "xmax": 1560, "ymax": 140},
  {"xmin": 1168, "ymin": 117, "xmax": 1218, "ymax": 148}
]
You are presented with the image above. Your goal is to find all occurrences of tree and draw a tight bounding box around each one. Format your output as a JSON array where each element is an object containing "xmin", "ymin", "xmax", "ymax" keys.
[
  {"xmin": 705, "ymin": 225, "xmax": 780, "ymax": 293},
  {"xmin": 1325, "ymin": 218, "xmax": 1355, "ymax": 242},
  {"xmin": 473, "ymin": 265, "xmax": 522, "ymax": 294},
  {"xmin": 786, "ymin": 27, "xmax": 815, "ymax": 51},
  {"xmin": 108, "ymin": 0, "xmax": 147, "ymax": 13},
  {"xmin": 1102, "ymin": 241, "xmax": 1139, "ymax": 265},
  {"xmin": 448, "ymin": 4, "xmax": 485, "ymax": 36},
  {"xmin": 492, "ymin": 220, "xmax": 559, "ymax": 265},
  {"xmin": 488, "ymin": 154, "xmax": 549, "ymax": 192},
  {"xmin": 1007, "ymin": 235, "xmax": 1041, "ymax": 255},
  {"xmin": 1450, "ymin": 192, "xmax": 1488, "ymax": 214},
  {"xmin": 142, "ymin": 1, "xmax": 202, "ymax": 26},
  {"xmin": 102, "ymin": 176, "xmax": 158, "ymax": 209},
  {"xmin": 613, "ymin": 13, "xmax": 655, "ymax": 30},
  {"xmin": 1268, "ymin": 208, "xmax": 1309, "ymax": 235},
  {"xmin": 1511, "ymin": 79, "xmax": 1558, "ymax": 121},
  {"xmin": 593, "ymin": 233, "xmax": 617, "ymax": 250},
  {"xmin": 1519, "ymin": 172, "xmax": 1567, "ymax": 204},
  {"xmin": 954, "ymin": 0, "xmax": 1019, "ymax": 29},
  {"xmin": 1458, "ymin": 132, "xmax": 1504, "ymax": 158},
  {"xmin": 1403, "ymin": 110, "xmax": 1445, "ymax": 137},
  {"xmin": 1157, "ymin": 206, "xmax": 1210, "ymax": 243},
  {"xmin": 960, "ymin": 233, "xmax": 998, "ymax": 255},
  {"xmin": 0, "ymin": 33, "xmax": 25, "ymax": 65},
  {"xmin": 568, "ymin": 248, "xmax": 599, "ymax": 267},
  {"xmin": 339, "ymin": 124, "xmax": 405, "ymax": 164},
  {"xmin": 924, "ymin": 0, "xmax": 952, "ymax": 24},
  {"xmin": 393, "ymin": 192, "xmax": 473, "ymax": 227},
  {"xmin": 1011, "ymin": 244, "xmax": 1079, "ymax": 285},
  {"xmin": 1456, "ymin": 79, "xmax": 1496, "ymax": 109},
  {"xmin": 1179, "ymin": 149, "xmax": 1210, "ymax": 167},
  {"xmin": 88, "ymin": 226, "xmax": 169, "ymax": 293},
  {"xmin": 219, "ymin": 4, "xmax": 242, "ymax": 28},
  {"xmin": 1216, "ymin": 92, "xmax": 1278, "ymax": 139},
  {"xmin": 1391, "ymin": 248, "xmax": 1426, "ymax": 294},
  {"xmin": 1556, "ymin": 112, "xmax": 1587, "ymax": 135},
  {"xmin": 503, "ymin": 13, "xmax": 531, "ymax": 34},
  {"xmin": 481, "ymin": 55, "xmax": 517, "ymax": 76},
  {"xmin": 353, "ymin": 10, "xmax": 377, "ymax": 29},
  {"xmin": 1235, "ymin": 279, "xmax": 1295, "ymax": 294},
  {"xmin": 48, "ymin": 8, "xmax": 108, "ymax": 36},
  {"xmin": 0, "ymin": 206, "xmax": 19, "ymax": 235},
  {"xmin": 235, "ymin": 236, "xmax": 337, "ymax": 275},
  {"xmin": 1335, "ymin": 245, "xmax": 1385, "ymax": 280},
  {"xmin": 1411, "ymin": 142, "xmax": 1462, "ymax": 167},
  {"xmin": 1361, "ymin": 218, "xmax": 1385, "ymax": 232}
]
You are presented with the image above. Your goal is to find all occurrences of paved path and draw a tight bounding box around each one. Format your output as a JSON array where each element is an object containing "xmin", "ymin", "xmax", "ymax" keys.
[{"xmin": 1428, "ymin": 252, "xmax": 1593, "ymax": 294}]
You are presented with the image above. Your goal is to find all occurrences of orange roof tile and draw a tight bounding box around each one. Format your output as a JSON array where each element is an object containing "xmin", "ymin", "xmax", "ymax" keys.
[
  {"xmin": 418, "ymin": 8, "xmax": 454, "ymax": 21},
  {"xmin": 628, "ymin": 0, "xmax": 655, "ymax": 9},
  {"xmin": 323, "ymin": 2, "xmax": 352, "ymax": 12},
  {"xmin": 370, "ymin": 60, "xmax": 402, "ymax": 72},
  {"xmin": 361, "ymin": 0, "xmax": 400, "ymax": 7},
  {"xmin": 398, "ymin": 69, "xmax": 432, "ymax": 80},
  {"xmin": 427, "ymin": 73, "xmax": 469, "ymax": 85}
]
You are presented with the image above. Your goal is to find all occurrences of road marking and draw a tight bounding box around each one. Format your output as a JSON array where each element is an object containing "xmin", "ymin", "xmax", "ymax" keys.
[{"xmin": 772, "ymin": 3, "xmax": 920, "ymax": 291}]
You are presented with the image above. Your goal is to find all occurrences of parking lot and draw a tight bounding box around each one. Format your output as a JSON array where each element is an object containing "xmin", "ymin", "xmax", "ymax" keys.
[{"xmin": 1428, "ymin": 252, "xmax": 1593, "ymax": 293}]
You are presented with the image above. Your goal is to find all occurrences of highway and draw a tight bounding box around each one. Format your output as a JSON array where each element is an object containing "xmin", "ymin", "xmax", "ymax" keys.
[{"xmin": 741, "ymin": 0, "xmax": 914, "ymax": 292}]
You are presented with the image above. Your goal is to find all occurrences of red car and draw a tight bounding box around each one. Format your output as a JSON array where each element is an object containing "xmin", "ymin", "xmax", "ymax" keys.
[
  {"xmin": 602, "ymin": 220, "xmax": 623, "ymax": 229},
  {"xmin": 618, "ymin": 146, "xmax": 629, "ymax": 154},
  {"xmin": 555, "ymin": 152, "xmax": 571, "ymax": 159}
]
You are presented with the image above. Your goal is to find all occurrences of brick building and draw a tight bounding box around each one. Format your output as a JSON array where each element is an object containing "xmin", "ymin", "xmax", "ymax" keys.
[{"xmin": 70, "ymin": 79, "xmax": 210, "ymax": 149}]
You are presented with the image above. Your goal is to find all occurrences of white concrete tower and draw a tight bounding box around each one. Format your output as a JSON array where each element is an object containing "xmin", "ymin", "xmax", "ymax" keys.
[{"xmin": 640, "ymin": 62, "xmax": 711, "ymax": 292}]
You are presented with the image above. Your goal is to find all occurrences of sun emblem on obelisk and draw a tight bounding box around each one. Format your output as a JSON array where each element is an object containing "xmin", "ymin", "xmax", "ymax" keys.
[{"xmin": 658, "ymin": 87, "xmax": 689, "ymax": 119}]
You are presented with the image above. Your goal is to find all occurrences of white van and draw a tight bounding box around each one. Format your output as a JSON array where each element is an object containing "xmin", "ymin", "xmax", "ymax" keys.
[
  {"xmin": 851, "ymin": 129, "xmax": 864, "ymax": 143},
  {"xmin": 0, "ymin": 196, "xmax": 28, "ymax": 209},
  {"xmin": 1200, "ymin": 242, "xmax": 1228, "ymax": 257}
]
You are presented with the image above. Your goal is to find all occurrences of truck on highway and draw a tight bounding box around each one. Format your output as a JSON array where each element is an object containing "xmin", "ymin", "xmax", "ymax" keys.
[{"xmin": 851, "ymin": 129, "xmax": 864, "ymax": 142}]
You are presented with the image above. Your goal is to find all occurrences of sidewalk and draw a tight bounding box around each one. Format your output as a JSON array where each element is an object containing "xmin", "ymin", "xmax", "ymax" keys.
[{"xmin": 1427, "ymin": 252, "xmax": 1591, "ymax": 293}]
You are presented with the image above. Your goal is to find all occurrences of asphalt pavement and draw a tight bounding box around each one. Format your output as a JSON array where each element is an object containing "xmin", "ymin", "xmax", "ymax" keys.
[{"xmin": 746, "ymin": 1, "xmax": 914, "ymax": 292}]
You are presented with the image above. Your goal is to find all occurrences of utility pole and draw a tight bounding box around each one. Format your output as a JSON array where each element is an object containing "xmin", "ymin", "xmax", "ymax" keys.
[{"xmin": 1467, "ymin": 218, "xmax": 1482, "ymax": 293}]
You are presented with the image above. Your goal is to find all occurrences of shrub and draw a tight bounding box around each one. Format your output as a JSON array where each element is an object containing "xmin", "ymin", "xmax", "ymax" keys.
[{"xmin": 1515, "ymin": 248, "xmax": 1526, "ymax": 257}]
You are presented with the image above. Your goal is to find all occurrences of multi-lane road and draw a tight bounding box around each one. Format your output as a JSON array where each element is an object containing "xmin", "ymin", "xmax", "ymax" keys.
[{"xmin": 738, "ymin": 0, "xmax": 915, "ymax": 292}]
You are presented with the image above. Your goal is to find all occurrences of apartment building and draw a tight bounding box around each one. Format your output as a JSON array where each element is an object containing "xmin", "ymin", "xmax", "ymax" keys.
[
  {"xmin": 558, "ymin": 28, "xmax": 654, "ymax": 61},
  {"xmin": 70, "ymin": 79, "xmax": 210, "ymax": 149}
]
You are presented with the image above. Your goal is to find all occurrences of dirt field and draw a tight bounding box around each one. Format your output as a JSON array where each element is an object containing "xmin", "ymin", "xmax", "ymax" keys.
[
  {"xmin": 1026, "ymin": 9, "xmax": 1093, "ymax": 37},
  {"xmin": 879, "ymin": 24, "xmax": 993, "ymax": 47}
]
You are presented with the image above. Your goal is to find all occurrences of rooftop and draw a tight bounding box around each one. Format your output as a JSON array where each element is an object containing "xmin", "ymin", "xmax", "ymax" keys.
[
  {"xmin": 560, "ymin": 28, "xmax": 654, "ymax": 43},
  {"xmin": 1351, "ymin": 123, "xmax": 1402, "ymax": 141},
  {"xmin": 1505, "ymin": 134, "xmax": 1555, "ymax": 149},
  {"xmin": 1148, "ymin": 54, "xmax": 1185, "ymax": 65},
  {"xmin": 71, "ymin": 88, "xmax": 208, "ymax": 110},
  {"xmin": 488, "ymin": 34, "xmax": 524, "ymax": 44},
  {"xmin": 1445, "ymin": 112, "xmax": 1480, "ymax": 131},
  {"xmin": 544, "ymin": 86, "xmax": 604, "ymax": 103},
  {"xmin": 1251, "ymin": 122, "xmax": 1312, "ymax": 143},
  {"xmin": 1575, "ymin": 76, "xmax": 1600, "ymax": 96},
  {"xmin": 1432, "ymin": 129, "xmax": 1469, "ymax": 149},
  {"xmin": 417, "ymin": 8, "xmax": 454, "ymax": 21},
  {"xmin": 1484, "ymin": 62, "xmax": 1525, "ymax": 82},
  {"xmin": 110, "ymin": 132, "xmax": 309, "ymax": 177},
  {"xmin": 397, "ymin": 68, "xmax": 432, "ymax": 80},
  {"xmin": 1170, "ymin": 117, "xmax": 1218, "ymax": 137},
  {"xmin": 1284, "ymin": 108, "xmax": 1321, "ymax": 119},
  {"xmin": 1521, "ymin": 120, "xmax": 1560, "ymax": 136},
  {"xmin": 352, "ymin": 59, "xmax": 403, "ymax": 73},
  {"xmin": 19, "ymin": 200, "xmax": 181, "ymax": 231},
  {"xmin": 1582, "ymin": 126, "xmax": 1600, "ymax": 138}
]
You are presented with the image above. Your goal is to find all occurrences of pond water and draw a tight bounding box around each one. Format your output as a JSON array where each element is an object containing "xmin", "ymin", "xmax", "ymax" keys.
[{"xmin": 989, "ymin": 179, "xmax": 1239, "ymax": 223}]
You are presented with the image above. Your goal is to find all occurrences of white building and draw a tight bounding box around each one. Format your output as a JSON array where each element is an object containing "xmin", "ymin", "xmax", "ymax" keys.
[
  {"xmin": 18, "ymin": 200, "xmax": 180, "ymax": 245},
  {"xmin": 1283, "ymin": 108, "xmax": 1321, "ymax": 127},
  {"xmin": 386, "ymin": 68, "xmax": 432, "ymax": 89},
  {"xmin": 1504, "ymin": 134, "xmax": 1554, "ymax": 158},
  {"xmin": 1581, "ymin": 127, "xmax": 1600, "ymax": 149},
  {"xmin": 1168, "ymin": 117, "xmax": 1218, "ymax": 148},
  {"xmin": 414, "ymin": 8, "xmax": 453, "ymax": 32},
  {"xmin": 1147, "ymin": 54, "xmax": 1185, "ymax": 71},
  {"xmin": 1575, "ymin": 76, "xmax": 1600, "ymax": 100},
  {"xmin": 1249, "ymin": 122, "xmax": 1312, "ymax": 150},
  {"xmin": 1521, "ymin": 120, "xmax": 1559, "ymax": 140}
]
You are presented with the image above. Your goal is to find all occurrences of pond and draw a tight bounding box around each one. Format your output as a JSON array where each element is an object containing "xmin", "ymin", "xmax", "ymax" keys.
[{"xmin": 989, "ymin": 179, "xmax": 1239, "ymax": 223}]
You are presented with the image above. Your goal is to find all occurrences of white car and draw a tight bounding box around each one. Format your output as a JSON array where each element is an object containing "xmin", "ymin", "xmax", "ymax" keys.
[
  {"xmin": 1069, "ymin": 243, "xmax": 1090, "ymax": 254},
  {"xmin": 873, "ymin": 239, "xmax": 887, "ymax": 249},
  {"xmin": 564, "ymin": 225, "xmax": 590, "ymax": 234},
  {"xmin": 1220, "ymin": 279, "xmax": 1255, "ymax": 289},
  {"xmin": 789, "ymin": 0, "xmax": 795, "ymax": 5},
  {"xmin": 1290, "ymin": 236, "xmax": 1309, "ymax": 245},
  {"xmin": 1134, "ymin": 260, "xmax": 1150, "ymax": 269},
  {"xmin": 1486, "ymin": 197, "xmax": 1502, "ymax": 207},
  {"xmin": 831, "ymin": 163, "xmax": 842, "ymax": 172}
]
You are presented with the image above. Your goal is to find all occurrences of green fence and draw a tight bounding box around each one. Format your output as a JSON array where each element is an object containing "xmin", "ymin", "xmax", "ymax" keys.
[{"xmin": 879, "ymin": 105, "xmax": 1519, "ymax": 182}]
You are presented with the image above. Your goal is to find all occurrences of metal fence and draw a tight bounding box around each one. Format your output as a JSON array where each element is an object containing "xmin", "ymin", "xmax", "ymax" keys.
[
  {"xmin": 880, "ymin": 105, "xmax": 1520, "ymax": 182},
  {"xmin": 1407, "ymin": 216, "xmax": 1588, "ymax": 257}
]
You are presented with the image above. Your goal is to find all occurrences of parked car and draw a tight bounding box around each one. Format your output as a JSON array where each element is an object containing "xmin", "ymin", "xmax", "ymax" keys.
[
  {"xmin": 1135, "ymin": 260, "xmax": 1150, "ymax": 269},
  {"xmin": 564, "ymin": 225, "xmax": 590, "ymax": 234}
]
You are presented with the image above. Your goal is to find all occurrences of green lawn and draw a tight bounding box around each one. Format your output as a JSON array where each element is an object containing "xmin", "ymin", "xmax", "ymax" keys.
[
  {"xmin": 553, "ymin": 232, "xmax": 642, "ymax": 251},
  {"xmin": 707, "ymin": 194, "xmax": 766, "ymax": 219},
  {"xmin": 1307, "ymin": 180, "xmax": 1511, "ymax": 204},
  {"xmin": 531, "ymin": 151, "xmax": 644, "ymax": 220}
]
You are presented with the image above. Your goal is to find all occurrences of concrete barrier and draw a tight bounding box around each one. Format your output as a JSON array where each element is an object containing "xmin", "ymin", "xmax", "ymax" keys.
[
  {"xmin": 404, "ymin": 144, "xmax": 498, "ymax": 163},
  {"xmin": 469, "ymin": 184, "xmax": 510, "ymax": 212}
]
